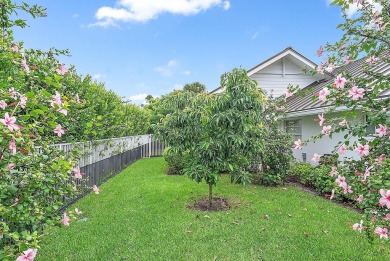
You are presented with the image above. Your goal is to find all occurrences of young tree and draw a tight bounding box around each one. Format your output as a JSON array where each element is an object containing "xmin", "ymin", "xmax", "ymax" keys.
[
  {"xmin": 154, "ymin": 68, "xmax": 266, "ymax": 206},
  {"xmin": 294, "ymin": 0, "xmax": 389, "ymax": 241}
]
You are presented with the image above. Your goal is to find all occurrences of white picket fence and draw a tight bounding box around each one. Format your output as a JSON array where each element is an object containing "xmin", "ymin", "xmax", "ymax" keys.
[{"xmin": 36, "ymin": 134, "xmax": 154, "ymax": 168}]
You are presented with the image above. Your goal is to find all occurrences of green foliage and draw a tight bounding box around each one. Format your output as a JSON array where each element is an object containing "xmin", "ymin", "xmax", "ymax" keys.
[
  {"xmin": 182, "ymin": 81, "xmax": 206, "ymax": 93},
  {"xmin": 144, "ymin": 90, "xmax": 197, "ymax": 133},
  {"xmin": 0, "ymin": 4, "xmax": 83, "ymax": 258},
  {"xmin": 38, "ymin": 70, "xmax": 150, "ymax": 141},
  {"xmin": 247, "ymin": 93, "xmax": 293, "ymax": 186},
  {"xmin": 163, "ymin": 147, "xmax": 185, "ymax": 175},
  {"xmin": 154, "ymin": 68, "xmax": 266, "ymax": 204},
  {"xmin": 312, "ymin": 166, "xmax": 334, "ymax": 195},
  {"xmin": 287, "ymin": 163, "xmax": 333, "ymax": 195},
  {"xmin": 288, "ymin": 162, "xmax": 316, "ymax": 186}
]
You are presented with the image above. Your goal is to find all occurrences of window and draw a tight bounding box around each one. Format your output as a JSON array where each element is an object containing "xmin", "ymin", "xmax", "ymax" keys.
[
  {"xmin": 285, "ymin": 120, "xmax": 302, "ymax": 140},
  {"xmin": 365, "ymin": 115, "xmax": 375, "ymax": 135}
]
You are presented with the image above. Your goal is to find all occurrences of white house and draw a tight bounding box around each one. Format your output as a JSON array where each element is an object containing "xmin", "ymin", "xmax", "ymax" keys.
[{"xmin": 210, "ymin": 47, "xmax": 390, "ymax": 164}]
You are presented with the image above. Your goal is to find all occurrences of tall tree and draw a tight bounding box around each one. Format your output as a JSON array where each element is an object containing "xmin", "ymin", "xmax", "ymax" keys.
[{"xmin": 183, "ymin": 81, "xmax": 206, "ymax": 93}]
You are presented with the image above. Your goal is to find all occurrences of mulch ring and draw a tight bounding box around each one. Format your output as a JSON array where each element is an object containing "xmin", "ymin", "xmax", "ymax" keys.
[{"xmin": 188, "ymin": 196, "xmax": 230, "ymax": 212}]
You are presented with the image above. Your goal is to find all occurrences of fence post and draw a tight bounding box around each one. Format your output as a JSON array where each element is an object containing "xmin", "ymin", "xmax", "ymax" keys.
[{"xmin": 148, "ymin": 134, "xmax": 152, "ymax": 158}]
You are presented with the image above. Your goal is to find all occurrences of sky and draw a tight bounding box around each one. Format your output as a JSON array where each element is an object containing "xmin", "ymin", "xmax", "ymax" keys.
[{"xmin": 13, "ymin": 0, "xmax": 352, "ymax": 104}]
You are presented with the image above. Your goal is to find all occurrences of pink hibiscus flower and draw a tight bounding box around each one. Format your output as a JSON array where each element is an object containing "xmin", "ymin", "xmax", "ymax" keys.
[
  {"xmin": 16, "ymin": 248, "xmax": 37, "ymax": 261},
  {"xmin": 338, "ymin": 144, "xmax": 347, "ymax": 155},
  {"xmin": 73, "ymin": 168, "xmax": 83, "ymax": 179},
  {"xmin": 330, "ymin": 166, "xmax": 338, "ymax": 177},
  {"xmin": 93, "ymin": 185, "xmax": 100, "ymax": 194},
  {"xmin": 318, "ymin": 87, "xmax": 330, "ymax": 102},
  {"xmin": 317, "ymin": 46, "xmax": 324, "ymax": 57},
  {"xmin": 375, "ymin": 124, "xmax": 387, "ymax": 138},
  {"xmin": 52, "ymin": 91, "xmax": 62, "ymax": 106},
  {"xmin": 321, "ymin": 125, "xmax": 331, "ymax": 135},
  {"xmin": 294, "ymin": 139, "xmax": 302, "ymax": 150},
  {"xmin": 354, "ymin": 143, "xmax": 369, "ymax": 157},
  {"xmin": 284, "ymin": 88, "xmax": 293, "ymax": 101},
  {"xmin": 348, "ymin": 86, "xmax": 364, "ymax": 100},
  {"xmin": 343, "ymin": 185, "xmax": 353, "ymax": 194},
  {"xmin": 56, "ymin": 64, "xmax": 68, "ymax": 75},
  {"xmin": 375, "ymin": 154, "xmax": 386, "ymax": 164},
  {"xmin": 11, "ymin": 45, "xmax": 19, "ymax": 52},
  {"xmin": 318, "ymin": 113, "xmax": 325, "ymax": 126},
  {"xmin": 9, "ymin": 87, "xmax": 17, "ymax": 99},
  {"xmin": 7, "ymin": 163, "xmax": 15, "ymax": 170},
  {"xmin": 336, "ymin": 175, "xmax": 347, "ymax": 188},
  {"xmin": 366, "ymin": 56, "xmax": 378, "ymax": 65},
  {"xmin": 57, "ymin": 108, "xmax": 68, "ymax": 116},
  {"xmin": 379, "ymin": 189, "xmax": 390, "ymax": 209},
  {"xmin": 0, "ymin": 100, "xmax": 7, "ymax": 109},
  {"xmin": 311, "ymin": 153, "xmax": 321, "ymax": 162},
  {"xmin": 316, "ymin": 64, "xmax": 324, "ymax": 74},
  {"xmin": 383, "ymin": 214, "xmax": 390, "ymax": 221},
  {"xmin": 356, "ymin": 194, "xmax": 364, "ymax": 203},
  {"xmin": 21, "ymin": 59, "xmax": 30, "ymax": 73},
  {"xmin": 9, "ymin": 140, "xmax": 16, "ymax": 155},
  {"xmin": 352, "ymin": 220, "xmax": 364, "ymax": 233},
  {"xmin": 339, "ymin": 119, "xmax": 348, "ymax": 127},
  {"xmin": 0, "ymin": 112, "xmax": 20, "ymax": 131},
  {"xmin": 363, "ymin": 166, "xmax": 373, "ymax": 180},
  {"xmin": 75, "ymin": 93, "xmax": 80, "ymax": 103},
  {"xmin": 325, "ymin": 63, "xmax": 335, "ymax": 73},
  {"xmin": 61, "ymin": 213, "xmax": 70, "ymax": 226},
  {"xmin": 20, "ymin": 94, "xmax": 27, "ymax": 108},
  {"xmin": 345, "ymin": 57, "xmax": 354, "ymax": 64},
  {"xmin": 374, "ymin": 227, "xmax": 388, "ymax": 239},
  {"xmin": 54, "ymin": 124, "xmax": 65, "ymax": 137},
  {"xmin": 334, "ymin": 74, "xmax": 347, "ymax": 89}
]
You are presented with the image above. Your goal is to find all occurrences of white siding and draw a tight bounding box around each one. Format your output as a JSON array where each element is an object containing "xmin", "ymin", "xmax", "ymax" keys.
[
  {"xmin": 288, "ymin": 112, "xmax": 363, "ymax": 165},
  {"xmin": 250, "ymin": 56, "xmax": 323, "ymax": 97}
]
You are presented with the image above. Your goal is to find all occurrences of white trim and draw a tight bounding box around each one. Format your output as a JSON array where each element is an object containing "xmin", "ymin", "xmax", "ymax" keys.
[{"xmin": 247, "ymin": 49, "xmax": 317, "ymax": 77}]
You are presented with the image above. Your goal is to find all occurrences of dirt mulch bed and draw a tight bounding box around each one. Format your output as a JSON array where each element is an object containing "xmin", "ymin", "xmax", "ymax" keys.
[{"xmin": 188, "ymin": 197, "xmax": 230, "ymax": 212}]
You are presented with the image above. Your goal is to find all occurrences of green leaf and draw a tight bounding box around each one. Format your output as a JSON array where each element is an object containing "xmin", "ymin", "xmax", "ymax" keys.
[
  {"xmin": 25, "ymin": 92, "xmax": 35, "ymax": 98},
  {"xmin": 45, "ymin": 76, "xmax": 52, "ymax": 86}
]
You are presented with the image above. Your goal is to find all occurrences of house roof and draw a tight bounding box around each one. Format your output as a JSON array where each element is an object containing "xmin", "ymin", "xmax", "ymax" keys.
[
  {"xmin": 247, "ymin": 46, "xmax": 318, "ymax": 76},
  {"xmin": 285, "ymin": 53, "xmax": 390, "ymax": 116},
  {"xmin": 209, "ymin": 46, "xmax": 321, "ymax": 95}
]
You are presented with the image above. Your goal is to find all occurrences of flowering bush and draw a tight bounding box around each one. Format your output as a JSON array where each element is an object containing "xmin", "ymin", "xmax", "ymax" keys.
[
  {"xmin": 292, "ymin": 0, "xmax": 389, "ymax": 241},
  {"xmin": 0, "ymin": 2, "xmax": 101, "ymax": 259}
]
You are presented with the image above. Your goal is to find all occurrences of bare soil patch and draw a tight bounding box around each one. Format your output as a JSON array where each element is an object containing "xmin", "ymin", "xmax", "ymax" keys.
[{"xmin": 188, "ymin": 197, "xmax": 230, "ymax": 211}]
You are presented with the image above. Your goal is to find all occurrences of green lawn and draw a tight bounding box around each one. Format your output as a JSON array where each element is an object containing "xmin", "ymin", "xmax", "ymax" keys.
[{"xmin": 38, "ymin": 158, "xmax": 389, "ymax": 260}]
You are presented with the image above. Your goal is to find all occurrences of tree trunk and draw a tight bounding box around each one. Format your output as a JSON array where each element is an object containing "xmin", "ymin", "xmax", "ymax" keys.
[{"xmin": 208, "ymin": 183, "xmax": 213, "ymax": 207}]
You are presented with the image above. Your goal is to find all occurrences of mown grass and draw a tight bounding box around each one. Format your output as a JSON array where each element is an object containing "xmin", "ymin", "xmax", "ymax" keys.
[{"xmin": 38, "ymin": 158, "xmax": 389, "ymax": 260}]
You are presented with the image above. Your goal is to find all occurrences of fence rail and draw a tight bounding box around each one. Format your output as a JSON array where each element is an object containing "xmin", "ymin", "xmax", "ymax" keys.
[{"xmin": 47, "ymin": 134, "xmax": 167, "ymax": 208}]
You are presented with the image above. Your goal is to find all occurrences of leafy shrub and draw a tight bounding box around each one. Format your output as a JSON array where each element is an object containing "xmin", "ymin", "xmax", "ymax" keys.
[
  {"xmin": 312, "ymin": 165, "xmax": 334, "ymax": 195},
  {"xmin": 253, "ymin": 171, "xmax": 281, "ymax": 186},
  {"xmin": 319, "ymin": 154, "xmax": 338, "ymax": 166},
  {"xmin": 163, "ymin": 147, "xmax": 185, "ymax": 175},
  {"xmin": 287, "ymin": 162, "xmax": 316, "ymax": 186}
]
